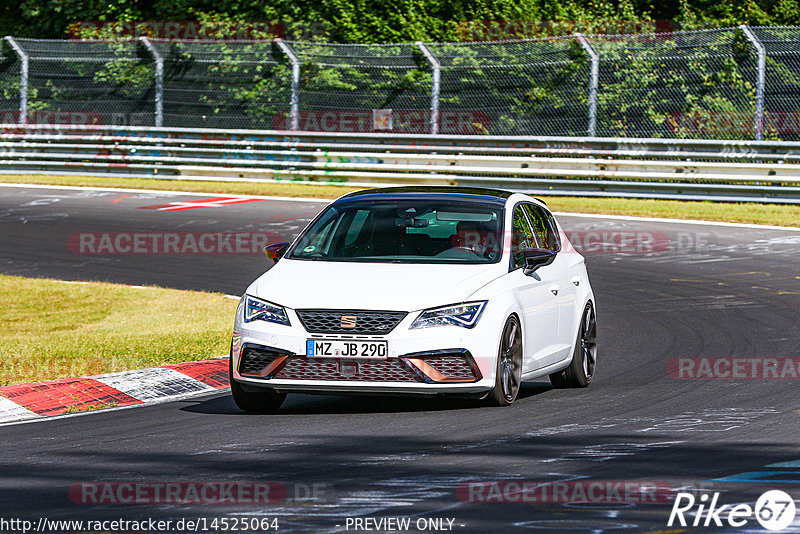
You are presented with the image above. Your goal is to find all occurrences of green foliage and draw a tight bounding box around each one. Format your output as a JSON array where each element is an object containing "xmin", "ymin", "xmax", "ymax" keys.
[
  {"xmin": 3, "ymin": 0, "xmax": 800, "ymax": 42},
  {"xmin": 2, "ymin": 1, "xmax": 800, "ymax": 139}
]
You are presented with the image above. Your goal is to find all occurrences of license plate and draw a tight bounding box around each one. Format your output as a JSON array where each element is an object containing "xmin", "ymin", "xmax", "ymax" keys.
[{"xmin": 306, "ymin": 339, "xmax": 388, "ymax": 359}]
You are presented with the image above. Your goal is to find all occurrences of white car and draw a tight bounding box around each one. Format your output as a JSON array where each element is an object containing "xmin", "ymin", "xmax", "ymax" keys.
[{"xmin": 230, "ymin": 186, "xmax": 596, "ymax": 411}]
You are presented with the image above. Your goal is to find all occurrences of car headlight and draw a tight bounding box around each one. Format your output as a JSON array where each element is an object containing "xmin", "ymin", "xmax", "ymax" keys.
[
  {"xmin": 410, "ymin": 301, "xmax": 487, "ymax": 329},
  {"xmin": 244, "ymin": 295, "xmax": 291, "ymax": 326}
]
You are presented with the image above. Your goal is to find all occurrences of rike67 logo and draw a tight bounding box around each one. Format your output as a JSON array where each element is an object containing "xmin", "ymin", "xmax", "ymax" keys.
[{"xmin": 668, "ymin": 490, "xmax": 797, "ymax": 531}]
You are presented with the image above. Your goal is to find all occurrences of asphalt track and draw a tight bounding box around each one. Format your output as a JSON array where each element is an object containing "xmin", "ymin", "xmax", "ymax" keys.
[{"xmin": 1, "ymin": 184, "xmax": 799, "ymax": 533}]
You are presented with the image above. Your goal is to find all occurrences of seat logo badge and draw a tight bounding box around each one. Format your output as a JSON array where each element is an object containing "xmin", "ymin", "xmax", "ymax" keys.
[{"xmin": 341, "ymin": 315, "xmax": 357, "ymax": 329}]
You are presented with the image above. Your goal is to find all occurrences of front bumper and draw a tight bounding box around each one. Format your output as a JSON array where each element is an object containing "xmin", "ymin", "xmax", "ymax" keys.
[{"xmin": 231, "ymin": 303, "xmax": 500, "ymax": 395}]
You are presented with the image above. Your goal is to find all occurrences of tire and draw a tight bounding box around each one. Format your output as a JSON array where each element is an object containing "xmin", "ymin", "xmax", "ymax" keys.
[
  {"xmin": 488, "ymin": 315, "xmax": 523, "ymax": 406},
  {"xmin": 550, "ymin": 302, "xmax": 596, "ymax": 388},
  {"xmin": 229, "ymin": 351, "xmax": 286, "ymax": 413}
]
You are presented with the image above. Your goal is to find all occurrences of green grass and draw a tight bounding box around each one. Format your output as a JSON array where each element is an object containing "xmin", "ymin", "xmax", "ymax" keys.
[
  {"xmin": 2, "ymin": 174, "xmax": 799, "ymax": 227},
  {"xmin": 64, "ymin": 402, "xmax": 118, "ymax": 413},
  {"xmin": 0, "ymin": 275, "xmax": 238, "ymax": 386}
]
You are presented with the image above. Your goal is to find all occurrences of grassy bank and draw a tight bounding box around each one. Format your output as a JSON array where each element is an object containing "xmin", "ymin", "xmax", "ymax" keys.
[
  {"xmin": 2, "ymin": 174, "xmax": 800, "ymax": 227},
  {"xmin": 0, "ymin": 275, "xmax": 237, "ymax": 386}
]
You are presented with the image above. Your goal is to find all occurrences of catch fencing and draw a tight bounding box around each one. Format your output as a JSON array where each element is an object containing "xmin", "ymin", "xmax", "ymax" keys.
[{"xmin": 2, "ymin": 26, "xmax": 800, "ymax": 139}]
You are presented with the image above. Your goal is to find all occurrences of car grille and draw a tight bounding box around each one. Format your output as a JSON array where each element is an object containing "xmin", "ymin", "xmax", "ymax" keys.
[
  {"xmin": 421, "ymin": 354, "xmax": 480, "ymax": 380},
  {"xmin": 273, "ymin": 357, "xmax": 421, "ymax": 382},
  {"xmin": 295, "ymin": 309, "xmax": 407, "ymax": 335},
  {"xmin": 239, "ymin": 347, "xmax": 285, "ymax": 376}
]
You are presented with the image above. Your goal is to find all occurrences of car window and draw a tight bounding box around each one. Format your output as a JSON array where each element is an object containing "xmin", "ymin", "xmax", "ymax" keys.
[
  {"xmin": 289, "ymin": 201, "xmax": 504, "ymax": 264},
  {"xmin": 298, "ymin": 208, "xmax": 339, "ymax": 255},
  {"xmin": 343, "ymin": 209, "xmax": 370, "ymax": 247},
  {"xmin": 524, "ymin": 203, "xmax": 561, "ymax": 252},
  {"xmin": 511, "ymin": 205, "xmax": 537, "ymax": 269},
  {"xmin": 405, "ymin": 212, "xmax": 449, "ymax": 238}
]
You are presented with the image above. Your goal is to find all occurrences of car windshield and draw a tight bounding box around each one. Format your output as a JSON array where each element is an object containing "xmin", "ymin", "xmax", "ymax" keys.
[{"xmin": 288, "ymin": 200, "xmax": 504, "ymax": 264}]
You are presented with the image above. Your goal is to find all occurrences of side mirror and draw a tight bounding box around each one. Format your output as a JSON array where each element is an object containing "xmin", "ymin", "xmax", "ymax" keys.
[
  {"xmin": 264, "ymin": 242, "xmax": 290, "ymax": 263},
  {"xmin": 522, "ymin": 248, "xmax": 556, "ymax": 275}
]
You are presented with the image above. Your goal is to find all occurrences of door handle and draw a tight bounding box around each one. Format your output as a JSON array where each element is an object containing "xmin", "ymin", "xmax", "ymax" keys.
[
  {"xmin": 549, "ymin": 285, "xmax": 559, "ymax": 296},
  {"xmin": 571, "ymin": 276, "xmax": 581, "ymax": 287}
]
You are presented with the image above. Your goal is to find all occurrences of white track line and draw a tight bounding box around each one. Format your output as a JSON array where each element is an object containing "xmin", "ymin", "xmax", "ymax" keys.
[
  {"xmin": 0, "ymin": 397, "xmax": 39, "ymax": 424},
  {"xmin": 96, "ymin": 368, "xmax": 214, "ymax": 401},
  {"xmin": 1, "ymin": 181, "xmax": 798, "ymax": 231},
  {"xmin": 554, "ymin": 211, "xmax": 800, "ymax": 232},
  {"xmin": 0, "ymin": 182, "xmax": 331, "ymax": 203},
  {"xmin": 0, "ymin": 388, "xmax": 226, "ymax": 428}
]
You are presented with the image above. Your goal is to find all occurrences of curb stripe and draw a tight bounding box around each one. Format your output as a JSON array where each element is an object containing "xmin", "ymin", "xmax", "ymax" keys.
[
  {"xmin": 164, "ymin": 359, "xmax": 230, "ymax": 389},
  {"xmin": 96, "ymin": 368, "xmax": 214, "ymax": 402},
  {"xmin": 0, "ymin": 396, "xmax": 39, "ymax": 423},
  {"xmin": 0, "ymin": 378, "xmax": 142, "ymax": 416},
  {"xmin": 0, "ymin": 358, "xmax": 232, "ymax": 424}
]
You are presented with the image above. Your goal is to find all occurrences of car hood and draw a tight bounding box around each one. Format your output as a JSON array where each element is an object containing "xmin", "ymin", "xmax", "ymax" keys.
[{"xmin": 250, "ymin": 259, "xmax": 504, "ymax": 311}]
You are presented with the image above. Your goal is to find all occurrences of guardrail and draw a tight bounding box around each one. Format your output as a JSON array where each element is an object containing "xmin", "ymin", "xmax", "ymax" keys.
[{"xmin": 2, "ymin": 124, "xmax": 800, "ymax": 203}]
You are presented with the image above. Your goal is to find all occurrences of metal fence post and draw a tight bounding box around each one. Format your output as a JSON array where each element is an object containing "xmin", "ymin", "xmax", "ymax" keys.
[
  {"xmin": 416, "ymin": 42, "xmax": 440, "ymax": 135},
  {"xmin": 4, "ymin": 36, "xmax": 28, "ymax": 126},
  {"xmin": 139, "ymin": 37, "xmax": 163, "ymax": 128},
  {"xmin": 275, "ymin": 39, "xmax": 300, "ymax": 131},
  {"xmin": 739, "ymin": 25, "xmax": 766, "ymax": 140},
  {"xmin": 575, "ymin": 33, "xmax": 599, "ymax": 137}
]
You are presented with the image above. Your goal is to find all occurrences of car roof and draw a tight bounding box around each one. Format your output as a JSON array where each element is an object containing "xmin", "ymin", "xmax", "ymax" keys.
[{"xmin": 336, "ymin": 186, "xmax": 525, "ymax": 207}]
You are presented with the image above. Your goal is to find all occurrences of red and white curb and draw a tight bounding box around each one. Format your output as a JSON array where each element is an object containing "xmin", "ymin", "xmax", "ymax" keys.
[{"xmin": 0, "ymin": 358, "xmax": 229, "ymax": 424}]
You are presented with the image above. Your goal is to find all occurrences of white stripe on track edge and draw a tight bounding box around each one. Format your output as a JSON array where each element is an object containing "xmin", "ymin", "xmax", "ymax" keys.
[
  {"xmin": 0, "ymin": 397, "xmax": 40, "ymax": 424},
  {"xmin": 554, "ymin": 211, "xmax": 800, "ymax": 232},
  {"xmin": 1, "ymin": 181, "xmax": 798, "ymax": 231},
  {"xmin": 0, "ymin": 387, "xmax": 227, "ymax": 428},
  {"xmin": 0, "ymin": 182, "xmax": 332, "ymax": 203},
  {"xmin": 96, "ymin": 367, "xmax": 214, "ymax": 401}
]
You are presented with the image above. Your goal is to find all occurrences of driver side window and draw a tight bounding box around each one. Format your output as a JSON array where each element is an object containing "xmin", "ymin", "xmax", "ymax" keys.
[
  {"xmin": 524, "ymin": 203, "xmax": 561, "ymax": 252},
  {"xmin": 511, "ymin": 205, "xmax": 537, "ymax": 269}
]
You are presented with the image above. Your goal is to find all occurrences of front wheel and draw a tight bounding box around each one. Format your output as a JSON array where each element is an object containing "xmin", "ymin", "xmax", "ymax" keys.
[
  {"xmin": 229, "ymin": 352, "xmax": 286, "ymax": 413},
  {"xmin": 550, "ymin": 302, "xmax": 596, "ymax": 388},
  {"xmin": 488, "ymin": 315, "xmax": 523, "ymax": 406}
]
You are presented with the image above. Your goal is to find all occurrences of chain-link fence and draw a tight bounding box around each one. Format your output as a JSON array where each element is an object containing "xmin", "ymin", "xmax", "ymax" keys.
[
  {"xmin": 290, "ymin": 42, "xmax": 433, "ymax": 133},
  {"xmin": 149, "ymin": 39, "xmax": 291, "ymax": 129},
  {"xmin": 592, "ymin": 29, "xmax": 760, "ymax": 139},
  {"xmin": 427, "ymin": 38, "xmax": 590, "ymax": 136},
  {"xmin": 0, "ymin": 40, "xmax": 21, "ymax": 122},
  {"xmin": 8, "ymin": 38, "xmax": 154, "ymax": 127},
  {"xmin": 751, "ymin": 26, "xmax": 800, "ymax": 140},
  {"xmin": 2, "ymin": 26, "xmax": 800, "ymax": 139}
]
